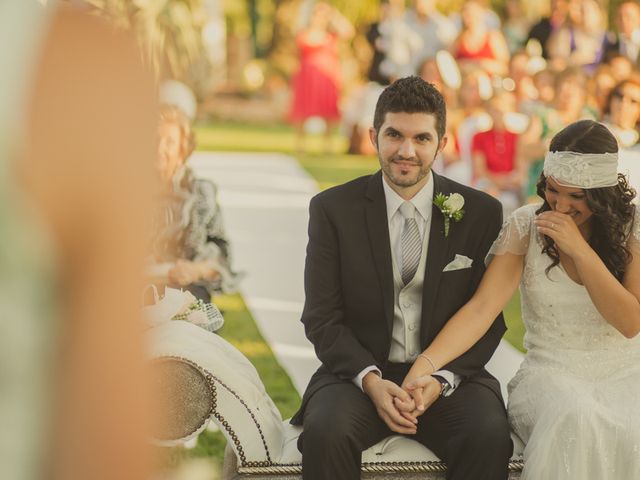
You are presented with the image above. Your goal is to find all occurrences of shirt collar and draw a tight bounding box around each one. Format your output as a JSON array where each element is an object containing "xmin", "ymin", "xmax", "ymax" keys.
[{"xmin": 382, "ymin": 172, "xmax": 434, "ymax": 223}]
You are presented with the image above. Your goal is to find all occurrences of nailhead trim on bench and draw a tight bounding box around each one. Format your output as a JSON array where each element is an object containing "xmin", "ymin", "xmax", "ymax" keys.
[
  {"xmin": 157, "ymin": 356, "xmax": 525, "ymax": 475},
  {"xmin": 236, "ymin": 459, "xmax": 524, "ymax": 475}
]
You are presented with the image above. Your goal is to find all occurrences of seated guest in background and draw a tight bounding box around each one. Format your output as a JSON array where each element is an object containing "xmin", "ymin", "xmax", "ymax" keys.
[
  {"xmin": 604, "ymin": 78, "xmax": 640, "ymax": 192},
  {"xmin": 604, "ymin": 0, "xmax": 640, "ymax": 66},
  {"xmin": 588, "ymin": 64, "xmax": 617, "ymax": 117},
  {"xmin": 472, "ymin": 91, "xmax": 523, "ymax": 216},
  {"xmin": 531, "ymin": 69, "xmax": 556, "ymax": 108},
  {"xmin": 602, "ymin": 77, "xmax": 640, "ymax": 149},
  {"xmin": 404, "ymin": 0, "xmax": 458, "ymax": 75},
  {"xmin": 452, "ymin": 0, "xmax": 510, "ymax": 77},
  {"xmin": 547, "ymin": 0, "xmax": 607, "ymax": 72},
  {"xmin": 151, "ymin": 105, "xmax": 240, "ymax": 301},
  {"xmin": 444, "ymin": 67, "xmax": 492, "ymax": 186},
  {"xmin": 606, "ymin": 53, "xmax": 635, "ymax": 83},
  {"xmin": 518, "ymin": 67, "xmax": 596, "ymax": 201},
  {"xmin": 502, "ymin": 0, "xmax": 531, "ymax": 54},
  {"xmin": 526, "ymin": 0, "xmax": 572, "ymax": 60},
  {"xmin": 507, "ymin": 50, "xmax": 540, "ymax": 114}
]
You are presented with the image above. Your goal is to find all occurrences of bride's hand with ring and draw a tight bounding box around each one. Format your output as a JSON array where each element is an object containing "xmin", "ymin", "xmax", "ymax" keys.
[{"xmin": 534, "ymin": 211, "xmax": 590, "ymax": 257}]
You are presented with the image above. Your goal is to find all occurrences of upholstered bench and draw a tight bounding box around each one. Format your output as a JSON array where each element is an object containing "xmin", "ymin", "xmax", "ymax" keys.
[{"xmin": 150, "ymin": 321, "xmax": 524, "ymax": 479}]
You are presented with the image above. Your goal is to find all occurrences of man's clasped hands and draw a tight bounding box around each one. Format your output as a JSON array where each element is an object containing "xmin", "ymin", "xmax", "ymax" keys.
[{"xmin": 361, "ymin": 355, "xmax": 442, "ymax": 435}]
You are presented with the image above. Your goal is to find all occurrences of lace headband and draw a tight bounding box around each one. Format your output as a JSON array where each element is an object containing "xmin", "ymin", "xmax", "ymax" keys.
[{"xmin": 543, "ymin": 151, "xmax": 619, "ymax": 189}]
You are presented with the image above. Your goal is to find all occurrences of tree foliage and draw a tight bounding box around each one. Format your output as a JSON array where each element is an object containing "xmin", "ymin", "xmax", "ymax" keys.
[{"xmin": 85, "ymin": 0, "xmax": 208, "ymax": 80}]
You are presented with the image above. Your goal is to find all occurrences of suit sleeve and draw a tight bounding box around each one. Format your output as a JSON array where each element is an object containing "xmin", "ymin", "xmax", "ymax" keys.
[
  {"xmin": 442, "ymin": 199, "xmax": 507, "ymax": 378},
  {"xmin": 301, "ymin": 195, "xmax": 379, "ymax": 380}
]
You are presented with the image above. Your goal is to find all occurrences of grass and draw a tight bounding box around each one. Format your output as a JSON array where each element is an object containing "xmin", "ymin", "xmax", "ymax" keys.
[
  {"xmin": 504, "ymin": 294, "xmax": 525, "ymax": 352},
  {"xmin": 195, "ymin": 120, "xmax": 380, "ymax": 190}
]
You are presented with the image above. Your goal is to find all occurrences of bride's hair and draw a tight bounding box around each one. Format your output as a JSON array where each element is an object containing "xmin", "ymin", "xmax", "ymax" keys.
[{"xmin": 536, "ymin": 120, "xmax": 636, "ymax": 281}]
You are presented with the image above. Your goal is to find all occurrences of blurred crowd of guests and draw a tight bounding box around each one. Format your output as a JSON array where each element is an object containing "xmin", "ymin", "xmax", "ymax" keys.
[{"xmin": 290, "ymin": 0, "xmax": 640, "ymax": 216}]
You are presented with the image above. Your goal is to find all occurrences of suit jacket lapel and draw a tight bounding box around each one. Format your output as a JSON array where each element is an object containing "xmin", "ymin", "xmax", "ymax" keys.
[
  {"xmin": 365, "ymin": 171, "xmax": 394, "ymax": 334},
  {"xmin": 421, "ymin": 172, "xmax": 451, "ymax": 340}
]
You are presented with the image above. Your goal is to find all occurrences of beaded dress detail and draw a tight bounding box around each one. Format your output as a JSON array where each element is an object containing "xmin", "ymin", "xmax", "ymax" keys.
[{"xmin": 489, "ymin": 204, "xmax": 640, "ymax": 479}]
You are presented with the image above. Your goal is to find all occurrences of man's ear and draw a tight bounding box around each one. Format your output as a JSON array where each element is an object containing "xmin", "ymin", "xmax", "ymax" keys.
[
  {"xmin": 438, "ymin": 134, "xmax": 448, "ymax": 154},
  {"xmin": 369, "ymin": 127, "xmax": 378, "ymax": 152}
]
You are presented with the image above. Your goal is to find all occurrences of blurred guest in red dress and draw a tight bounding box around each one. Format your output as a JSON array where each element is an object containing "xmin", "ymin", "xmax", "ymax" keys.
[
  {"xmin": 289, "ymin": 2, "xmax": 354, "ymax": 153},
  {"xmin": 472, "ymin": 91, "xmax": 524, "ymax": 215}
]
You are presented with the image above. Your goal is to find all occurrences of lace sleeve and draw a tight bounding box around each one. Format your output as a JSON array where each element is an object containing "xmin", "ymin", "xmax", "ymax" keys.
[{"xmin": 486, "ymin": 204, "xmax": 536, "ymax": 264}]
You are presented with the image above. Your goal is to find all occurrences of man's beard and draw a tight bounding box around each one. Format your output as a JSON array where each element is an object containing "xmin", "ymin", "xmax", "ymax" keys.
[{"xmin": 381, "ymin": 154, "xmax": 435, "ymax": 188}]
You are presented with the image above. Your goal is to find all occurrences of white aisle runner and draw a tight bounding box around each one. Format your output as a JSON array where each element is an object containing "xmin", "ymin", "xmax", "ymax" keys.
[{"xmin": 189, "ymin": 151, "xmax": 523, "ymax": 400}]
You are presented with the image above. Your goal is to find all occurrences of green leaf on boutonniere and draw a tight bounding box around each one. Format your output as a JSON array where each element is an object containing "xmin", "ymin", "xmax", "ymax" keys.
[{"xmin": 433, "ymin": 192, "xmax": 465, "ymax": 237}]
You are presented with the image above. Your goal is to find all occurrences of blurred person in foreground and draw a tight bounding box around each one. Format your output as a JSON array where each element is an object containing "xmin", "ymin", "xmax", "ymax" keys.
[
  {"xmin": 151, "ymin": 105, "xmax": 239, "ymax": 302},
  {"xmin": 1, "ymin": 2, "xmax": 157, "ymax": 480}
]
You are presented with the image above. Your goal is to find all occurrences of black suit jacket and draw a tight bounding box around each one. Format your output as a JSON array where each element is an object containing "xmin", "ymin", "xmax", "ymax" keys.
[{"xmin": 291, "ymin": 171, "xmax": 506, "ymax": 424}]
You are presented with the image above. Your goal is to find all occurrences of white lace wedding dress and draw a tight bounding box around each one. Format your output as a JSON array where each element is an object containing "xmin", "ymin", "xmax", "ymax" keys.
[{"xmin": 491, "ymin": 204, "xmax": 640, "ymax": 479}]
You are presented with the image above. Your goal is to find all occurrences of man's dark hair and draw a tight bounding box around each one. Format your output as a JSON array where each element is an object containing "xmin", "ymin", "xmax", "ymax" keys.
[{"xmin": 372, "ymin": 76, "xmax": 446, "ymax": 142}]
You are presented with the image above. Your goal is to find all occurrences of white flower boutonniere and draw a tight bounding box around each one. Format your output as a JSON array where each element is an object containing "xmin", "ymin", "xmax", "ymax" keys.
[{"xmin": 433, "ymin": 192, "xmax": 465, "ymax": 237}]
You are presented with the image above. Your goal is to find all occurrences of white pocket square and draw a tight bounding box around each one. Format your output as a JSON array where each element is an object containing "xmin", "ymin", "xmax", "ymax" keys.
[{"xmin": 443, "ymin": 254, "xmax": 473, "ymax": 272}]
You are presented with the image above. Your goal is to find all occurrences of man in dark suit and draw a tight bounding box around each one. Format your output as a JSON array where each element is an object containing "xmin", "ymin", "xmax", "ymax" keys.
[{"xmin": 290, "ymin": 76, "xmax": 511, "ymax": 480}]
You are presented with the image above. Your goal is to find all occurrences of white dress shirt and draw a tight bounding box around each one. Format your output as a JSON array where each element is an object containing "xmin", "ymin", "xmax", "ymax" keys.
[{"xmin": 354, "ymin": 173, "xmax": 460, "ymax": 395}]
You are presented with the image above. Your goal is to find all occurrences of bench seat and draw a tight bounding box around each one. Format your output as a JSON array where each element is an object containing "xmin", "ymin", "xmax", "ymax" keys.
[{"xmin": 150, "ymin": 321, "xmax": 524, "ymax": 479}]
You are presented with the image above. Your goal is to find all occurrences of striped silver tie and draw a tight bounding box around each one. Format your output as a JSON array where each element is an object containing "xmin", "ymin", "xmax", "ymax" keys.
[{"xmin": 400, "ymin": 202, "xmax": 422, "ymax": 285}]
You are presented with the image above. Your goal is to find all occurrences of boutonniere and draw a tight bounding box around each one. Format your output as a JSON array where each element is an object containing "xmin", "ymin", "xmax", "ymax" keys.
[{"xmin": 433, "ymin": 192, "xmax": 465, "ymax": 237}]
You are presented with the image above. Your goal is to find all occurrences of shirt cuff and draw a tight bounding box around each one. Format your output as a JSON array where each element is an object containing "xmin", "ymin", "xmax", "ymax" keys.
[
  {"xmin": 432, "ymin": 369, "xmax": 461, "ymax": 397},
  {"xmin": 353, "ymin": 365, "xmax": 382, "ymax": 391}
]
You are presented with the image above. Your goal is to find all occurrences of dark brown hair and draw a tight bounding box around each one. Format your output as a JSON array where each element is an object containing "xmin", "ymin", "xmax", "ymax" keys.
[
  {"xmin": 373, "ymin": 76, "xmax": 446, "ymax": 143},
  {"xmin": 536, "ymin": 120, "xmax": 636, "ymax": 281}
]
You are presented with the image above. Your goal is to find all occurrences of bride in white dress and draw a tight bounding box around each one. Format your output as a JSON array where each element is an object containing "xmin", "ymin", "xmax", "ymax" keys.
[{"xmin": 401, "ymin": 119, "xmax": 640, "ymax": 479}]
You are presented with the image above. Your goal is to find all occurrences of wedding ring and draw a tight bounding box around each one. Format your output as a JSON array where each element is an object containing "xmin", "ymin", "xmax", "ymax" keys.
[{"xmin": 550, "ymin": 222, "xmax": 555, "ymax": 229}]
